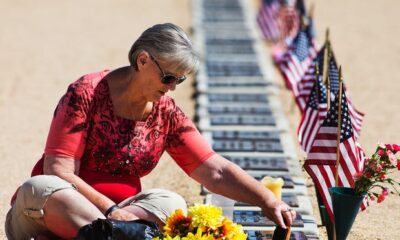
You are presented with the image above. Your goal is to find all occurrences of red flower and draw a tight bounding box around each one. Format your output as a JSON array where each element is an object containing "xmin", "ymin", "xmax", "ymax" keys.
[
  {"xmin": 385, "ymin": 144, "xmax": 400, "ymax": 154},
  {"xmin": 378, "ymin": 149, "xmax": 386, "ymax": 156},
  {"xmin": 380, "ymin": 174, "xmax": 386, "ymax": 180},
  {"xmin": 381, "ymin": 188, "xmax": 389, "ymax": 196},
  {"xmin": 377, "ymin": 194, "xmax": 386, "ymax": 203}
]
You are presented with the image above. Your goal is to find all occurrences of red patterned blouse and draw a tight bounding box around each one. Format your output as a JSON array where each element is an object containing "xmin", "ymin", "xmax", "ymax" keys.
[{"xmin": 30, "ymin": 70, "xmax": 215, "ymax": 203}]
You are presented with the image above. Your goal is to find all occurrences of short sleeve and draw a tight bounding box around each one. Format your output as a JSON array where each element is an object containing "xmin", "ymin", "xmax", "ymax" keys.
[
  {"xmin": 165, "ymin": 101, "xmax": 215, "ymax": 174},
  {"xmin": 44, "ymin": 80, "xmax": 93, "ymax": 159}
]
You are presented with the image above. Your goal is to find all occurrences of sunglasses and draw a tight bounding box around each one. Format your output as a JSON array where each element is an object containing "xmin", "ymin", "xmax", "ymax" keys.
[{"xmin": 150, "ymin": 55, "xmax": 187, "ymax": 85}]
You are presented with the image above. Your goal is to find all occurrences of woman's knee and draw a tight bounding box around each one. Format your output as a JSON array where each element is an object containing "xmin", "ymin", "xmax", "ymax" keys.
[
  {"xmin": 124, "ymin": 188, "xmax": 187, "ymax": 223},
  {"xmin": 16, "ymin": 175, "xmax": 76, "ymax": 213}
]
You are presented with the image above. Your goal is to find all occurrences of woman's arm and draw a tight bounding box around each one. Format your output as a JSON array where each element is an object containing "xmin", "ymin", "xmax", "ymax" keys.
[
  {"xmin": 189, "ymin": 154, "xmax": 295, "ymax": 228},
  {"xmin": 43, "ymin": 154, "xmax": 137, "ymax": 220}
]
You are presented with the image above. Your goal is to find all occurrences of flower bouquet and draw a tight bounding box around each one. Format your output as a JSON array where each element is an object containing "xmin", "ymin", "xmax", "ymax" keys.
[
  {"xmin": 354, "ymin": 143, "xmax": 400, "ymax": 202},
  {"xmin": 154, "ymin": 204, "xmax": 247, "ymax": 240}
]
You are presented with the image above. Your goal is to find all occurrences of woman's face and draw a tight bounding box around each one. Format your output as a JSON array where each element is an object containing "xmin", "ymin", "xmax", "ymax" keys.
[{"xmin": 141, "ymin": 56, "xmax": 187, "ymax": 102}]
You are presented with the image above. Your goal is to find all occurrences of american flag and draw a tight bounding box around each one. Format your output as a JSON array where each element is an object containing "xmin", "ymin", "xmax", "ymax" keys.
[
  {"xmin": 295, "ymin": 45, "xmax": 325, "ymax": 112},
  {"xmin": 257, "ymin": 0, "xmax": 281, "ymax": 41},
  {"xmin": 298, "ymin": 76, "xmax": 328, "ymax": 153},
  {"xmin": 277, "ymin": 0, "xmax": 300, "ymax": 43},
  {"xmin": 327, "ymin": 54, "xmax": 364, "ymax": 138},
  {"xmin": 303, "ymin": 90, "xmax": 366, "ymax": 222},
  {"xmin": 277, "ymin": 29, "xmax": 317, "ymax": 97}
]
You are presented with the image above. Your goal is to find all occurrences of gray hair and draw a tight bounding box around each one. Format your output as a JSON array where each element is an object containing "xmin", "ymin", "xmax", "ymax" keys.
[{"xmin": 128, "ymin": 23, "xmax": 199, "ymax": 74}]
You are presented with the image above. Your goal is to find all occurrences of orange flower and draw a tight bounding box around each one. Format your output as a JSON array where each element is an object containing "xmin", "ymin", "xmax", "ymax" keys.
[{"xmin": 163, "ymin": 209, "xmax": 192, "ymax": 237}]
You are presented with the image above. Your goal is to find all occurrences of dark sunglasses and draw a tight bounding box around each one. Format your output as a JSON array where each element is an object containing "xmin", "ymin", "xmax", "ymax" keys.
[{"xmin": 150, "ymin": 55, "xmax": 186, "ymax": 85}]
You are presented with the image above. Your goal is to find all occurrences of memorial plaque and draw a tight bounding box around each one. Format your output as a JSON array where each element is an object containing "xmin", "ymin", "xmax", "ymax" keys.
[
  {"xmin": 233, "ymin": 210, "xmax": 304, "ymax": 227},
  {"xmin": 223, "ymin": 155, "xmax": 289, "ymax": 171},
  {"xmin": 210, "ymin": 115, "xmax": 275, "ymax": 126},
  {"xmin": 213, "ymin": 140, "xmax": 283, "ymax": 152},
  {"xmin": 206, "ymin": 62, "xmax": 262, "ymax": 77},
  {"xmin": 208, "ymin": 106, "xmax": 272, "ymax": 114},
  {"xmin": 206, "ymin": 45, "xmax": 255, "ymax": 54},
  {"xmin": 203, "ymin": 0, "xmax": 241, "ymax": 8},
  {"xmin": 235, "ymin": 193, "xmax": 299, "ymax": 208},
  {"xmin": 207, "ymin": 78, "xmax": 268, "ymax": 87},
  {"xmin": 250, "ymin": 175, "xmax": 294, "ymax": 189},
  {"xmin": 212, "ymin": 131, "xmax": 280, "ymax": 141},
  {"xmin": 246, "ymin": 230, "xmax": 318, "ymax": 240},
  {"xmin": 208, "ymin": 93, "xmax": 268, "ymax": 103},
  {"xmin": 206, "ymin": 39, "xmax": 253, "ymax": 45}
]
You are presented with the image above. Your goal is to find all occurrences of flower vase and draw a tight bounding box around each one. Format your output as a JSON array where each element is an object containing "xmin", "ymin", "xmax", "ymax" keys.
[{"xmin": 329, "ymin": 187, "xmax": 366, "ymax": 240}]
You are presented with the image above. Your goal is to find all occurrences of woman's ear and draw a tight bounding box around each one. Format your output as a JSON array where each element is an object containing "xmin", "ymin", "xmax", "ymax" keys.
[{"xmin": 136, "ymin": 51, "xmax": 150, "ymax": 71}]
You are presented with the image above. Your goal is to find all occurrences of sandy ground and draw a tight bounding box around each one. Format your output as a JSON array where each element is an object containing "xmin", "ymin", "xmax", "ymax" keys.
[{"xmin": 0, "ymin": 0, "xmax": 399, "ymax": 239}]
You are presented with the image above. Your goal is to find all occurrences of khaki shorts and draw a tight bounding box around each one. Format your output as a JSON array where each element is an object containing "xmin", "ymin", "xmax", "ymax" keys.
[
  {"xmin": 5, "ymin": 175, "xmax": 187, "ymax": 239},
  {"xmin": 5, "ymin": 175, "xmax": 76, "ymax": 240}
]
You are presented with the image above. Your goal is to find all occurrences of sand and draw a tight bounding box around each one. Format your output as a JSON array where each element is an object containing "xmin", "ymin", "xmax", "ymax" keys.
[{"xmin": 0, "ymin": 0, "xmax": 399, "ymax": 239}]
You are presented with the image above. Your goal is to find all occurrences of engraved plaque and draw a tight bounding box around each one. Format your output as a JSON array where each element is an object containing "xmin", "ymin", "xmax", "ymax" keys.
[
  {"xmin": 208, "ymin": 94, "xmax": 268, "ymax": 103},
  {"xmin": 246, "ymin": 230, "xmax": 318, "ymax": 240},
  {"xmin": 210, "ymin": 115, "xmax": 276, "ymax": 126},
  {"xmin": 235, "ymin": 193, "xmax": 299, "ymax": 208},
  {"xmin": 213, "ymin": 140, "xmax": 283, "ymax": 152},
  {"xmin": 208, "ymin": 106, "xmax": 272, "ymax": 114},
  {"xmin": 233, "ymin": 210, "xmax": 304, "ymax": 227},
  {"xmin": 212, "ymin": 131, "xmax": 281, "ymax": 141},
  {"xmin": 223, "ymin": 155, "xmax": 289, "ymax": 171}
]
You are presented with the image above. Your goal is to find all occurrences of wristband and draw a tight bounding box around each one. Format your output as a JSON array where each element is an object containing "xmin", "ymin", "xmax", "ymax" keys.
[{"xmin": 104, "ymin": 204, "xmax": 119, "ymax": 216}]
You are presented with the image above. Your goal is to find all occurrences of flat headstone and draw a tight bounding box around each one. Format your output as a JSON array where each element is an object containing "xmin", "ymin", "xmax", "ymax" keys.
[
  {"xmin": 246, "ymin": 230, "xmax": 318, "ymax": 240},
  {"xmin": 207, "ymin": 106, "xmax": 272, "ymax": 114},
  {"xmin": 212, "ymin": 131, "xmax": 281, "ymax": 141},
  {"xmin": 235, "ymin": 193, "xmax": 299, "ymax": 208},
  {"xmin": 207, "ymin": 77, "xmax": 268, "ymax": 86},
  {"xmin": 208, "ymin": 93, "xmax": 268, "ymax": 103},
  {"xmin": 206, "ymin": 46, "xmax": 255, "ymax": 54},
  {"xmin": 233, "ymin": 210, "xmax": 304, "ymax": 227},
  {"xmin": 210, "ymin": 115, "xmax": 276, "ymax": 126},
  {"xmin": 206, "ymin": 39, "xmax": 253, "ymax": 45},
  {"xmin": 250, "ymin": 175, "xmax": 294, "ymax": 189},
  {"xmin": 213, "ymin": 140, "xmax": 283, "ymax": 152},
  {"xmin": 223, "ymin": 155, "xmax": 289, "ymax": 171}
]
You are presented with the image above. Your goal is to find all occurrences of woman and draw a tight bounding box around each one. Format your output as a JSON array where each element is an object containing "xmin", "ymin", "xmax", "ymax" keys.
[{"xmin": 5, "ymin": 23, "xmax": 296, "ymax": 239}]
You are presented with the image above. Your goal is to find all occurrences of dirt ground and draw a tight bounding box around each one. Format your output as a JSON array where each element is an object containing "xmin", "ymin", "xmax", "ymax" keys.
[{"xmin": 0, "ymin": 0, "xmax": 399, "ymax": 239}]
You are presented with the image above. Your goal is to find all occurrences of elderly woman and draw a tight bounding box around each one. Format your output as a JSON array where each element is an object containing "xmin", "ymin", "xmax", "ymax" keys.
[{"xmin": 5, "ymin": 23, "xmax": 296, "ymax": 239}]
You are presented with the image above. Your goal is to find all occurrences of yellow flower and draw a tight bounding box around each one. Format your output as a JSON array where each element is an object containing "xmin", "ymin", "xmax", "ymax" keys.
[
  {"xmin": 213, "ymin": 218, "xmax": 247, "ymax": 240},
  {"xmin": 188, "ymin": 204, "xmax": 223, "ymax": 229},
  {"xmin": 182, "ymin": 228, "xmax": 214, "ymax": 240},
  {"xmin": 164, "ymin": 209, "xmax": 192, "ymax": 237}
]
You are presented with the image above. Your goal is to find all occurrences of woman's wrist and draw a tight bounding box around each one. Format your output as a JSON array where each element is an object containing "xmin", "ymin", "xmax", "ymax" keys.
[{"xmin": 104, "ymin": 204, "xmax": 120, "ymax": 216}]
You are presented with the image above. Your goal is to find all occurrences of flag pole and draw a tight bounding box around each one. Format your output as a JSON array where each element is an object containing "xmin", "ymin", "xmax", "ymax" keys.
[
  {"xmin": 332, "ymin": 66, "xmax": 344, "ymax": 240},
  {"xmin": 315, "ymin": 62, "xmax": 320, "ymax": 98},
  {"xmin": 322, "ymin": 29, "xmax": 331, "ymax": 109},
  {"xmin": 334, "ymin": 66, "xmax": 344, "ymax": 186}
]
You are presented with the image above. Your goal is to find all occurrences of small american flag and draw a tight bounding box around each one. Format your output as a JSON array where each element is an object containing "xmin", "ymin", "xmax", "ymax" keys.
[
  {"xmin": 298, "ymin": 76, "xmax": 328, "ymax": 153},
  {"xmin": 303, "ymin": 90, "xmax": 366, "ymax": 222},
  {"xmin": 328, "ymin": 54, "xmax": 364, "ymax": 138},
  {"xmin": 295, "ymin": 45, "xmax": 325, "ymax": 112},
  {"xmin": 277, "ymin": 1, "xmax": 300, "ymax": 44},
  {"xmin": 277, "ymin": 29, "xmax": 317, "ymax": 97},
  {"xmin": 257, "ymin": 0, "xmax": 281, "ymax": 41}
]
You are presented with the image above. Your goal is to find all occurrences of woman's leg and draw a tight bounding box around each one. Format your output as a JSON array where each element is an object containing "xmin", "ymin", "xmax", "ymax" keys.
[
  {"xmin": 118, "ymin": 188, "xmax": 187, "ymax": 227},
  {"xmin": 6, "ymin": 175, "xmax": 104, "ymax": 239},
  {"xmin": 43, "ymin": 188, "xmax": 104, "ymax": 239}
]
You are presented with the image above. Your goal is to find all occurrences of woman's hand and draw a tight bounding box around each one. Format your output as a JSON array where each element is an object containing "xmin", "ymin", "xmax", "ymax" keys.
[
  {"xmin": 261, "ymin": 198, "xmax": 296, "ymax": 229},
  {"xmin": 107, "ymin": 208, "xmax": 139, "ymax": 221}
]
